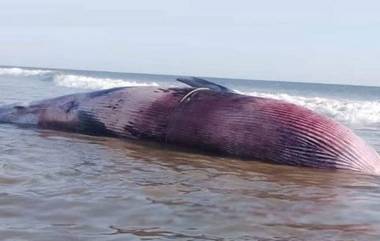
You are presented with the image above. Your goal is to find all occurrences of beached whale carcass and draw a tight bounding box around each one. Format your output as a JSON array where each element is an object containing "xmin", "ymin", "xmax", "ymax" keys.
[{"xmin": 1, "ymin": 77, "xmax": 379, "ymax": 174}]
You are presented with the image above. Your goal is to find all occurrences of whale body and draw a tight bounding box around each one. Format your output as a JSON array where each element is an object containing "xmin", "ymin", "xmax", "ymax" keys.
[{"xmin": 1, "ymin": 77, "xmax": 379, "ymax": 175}]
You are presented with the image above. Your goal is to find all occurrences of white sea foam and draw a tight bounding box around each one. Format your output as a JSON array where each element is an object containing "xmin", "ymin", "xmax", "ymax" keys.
[
  {"xmin": 0, "ymin": 67, "xmax": 53, "ymax": 76},
  {"xmin": 53, "ymin": 74, "xmax": 159, "ymax": 89},
  {"xmin": 245, "ymin": 91, "xmax": 380, "ymax": 126}
]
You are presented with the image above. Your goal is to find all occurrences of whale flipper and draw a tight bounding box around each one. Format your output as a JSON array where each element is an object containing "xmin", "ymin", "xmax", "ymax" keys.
[{"xmin": 176, "ymin": 77, "xmax": 233, "ymax": 93}]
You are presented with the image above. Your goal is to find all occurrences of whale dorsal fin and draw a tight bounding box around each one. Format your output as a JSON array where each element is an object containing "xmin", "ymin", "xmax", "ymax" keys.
[{"xmin": 176, "ymin": 77, "xmax": 233, "ymax": 93}]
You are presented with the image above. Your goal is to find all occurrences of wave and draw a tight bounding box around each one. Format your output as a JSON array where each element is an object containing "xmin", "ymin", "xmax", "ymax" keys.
[
  {"xmin": 0, "ymin": 67, "xmax": 159, "ymax": 89},
  {"xmin": 0, "ymin": 67, "xmax": 53, "ymax": 76},
  {"xmin": 53, "ymin": 74, "xmax": 159, "ymax": 89},
  {"xmin": 245, "ymin": 91, "xmax": 380, "ymax": 126}
]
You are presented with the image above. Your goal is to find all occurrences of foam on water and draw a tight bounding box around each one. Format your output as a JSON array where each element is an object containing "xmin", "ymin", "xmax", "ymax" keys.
[
  {"xmin": 53, "ymin": 74, "xmax": 159, "ymax": 89},
  {"xmin": 0, "ymin": 67, "xmax": 52, "ymax": 76},
  {"xmin": 0, "ymin": 67, "xmax": 159, "ymax": 89}
]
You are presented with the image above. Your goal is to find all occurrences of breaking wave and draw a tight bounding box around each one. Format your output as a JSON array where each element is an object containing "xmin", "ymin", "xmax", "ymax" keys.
[
  {"xmin": 0, "ymin": 67, "xmax": 159, "ymax": 89},
  {"xmin": 0, "ymin": 67, "xmax": 52, "ymax": 76},
  {"xmin": 53, "ymin": 74, "xmax": 159, "ymax": 89},
  {"xmin": 245, "ymin": 91, "xmax": 380, "ymax": 126}
]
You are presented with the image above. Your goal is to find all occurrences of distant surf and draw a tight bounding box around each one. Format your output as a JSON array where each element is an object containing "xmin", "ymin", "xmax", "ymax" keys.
[
  {"xmin": 0, "ymin": 67, "xmax": 53, "ymax": 76},
  {"xmin": 0, "ymin": 67, "xmax": 159, "ymax": 89}
]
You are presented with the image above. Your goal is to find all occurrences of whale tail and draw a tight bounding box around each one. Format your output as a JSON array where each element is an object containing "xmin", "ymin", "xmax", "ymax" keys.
[{"xmin": 176, "ymin": 77, "xmax": 233, "ymax": 93}]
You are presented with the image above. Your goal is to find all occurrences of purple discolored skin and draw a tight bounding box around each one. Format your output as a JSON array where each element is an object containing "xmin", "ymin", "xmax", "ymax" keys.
[{"xmin": 1, "ymin": 87, "xmax": 380, "ymax": 174}]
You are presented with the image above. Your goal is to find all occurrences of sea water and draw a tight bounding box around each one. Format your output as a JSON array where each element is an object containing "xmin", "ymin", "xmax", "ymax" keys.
[{"xmin": 0, "ymin": 66, "xmax": 380, "ymax": 240}]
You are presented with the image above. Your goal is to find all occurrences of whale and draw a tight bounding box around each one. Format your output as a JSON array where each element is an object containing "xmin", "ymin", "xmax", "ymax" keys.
[{"xmin": 1, "ymin": 77, "xmax": 379, "ymax": 175}]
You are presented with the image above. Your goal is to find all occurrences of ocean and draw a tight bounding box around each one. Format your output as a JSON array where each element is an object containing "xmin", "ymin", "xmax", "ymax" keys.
[{"xmin": 0, "ymin": 66, "xmax": 380, "ymax": 241}]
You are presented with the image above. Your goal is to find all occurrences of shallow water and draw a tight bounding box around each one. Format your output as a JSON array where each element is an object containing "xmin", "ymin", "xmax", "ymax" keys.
[{"xmin": 1, "ymin": 67, "xmax": 380, "ymax": 240}]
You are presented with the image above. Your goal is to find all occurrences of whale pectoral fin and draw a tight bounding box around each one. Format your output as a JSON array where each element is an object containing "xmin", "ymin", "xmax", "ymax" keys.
[{"xmin": 176, "ymin": 77, "xmax": 233, "ymax": 93}]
